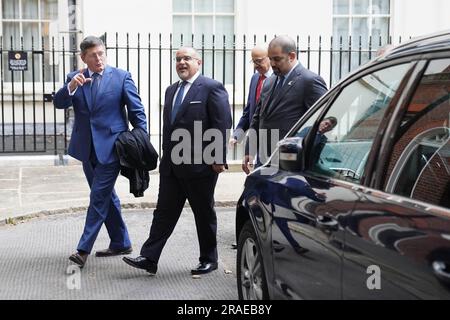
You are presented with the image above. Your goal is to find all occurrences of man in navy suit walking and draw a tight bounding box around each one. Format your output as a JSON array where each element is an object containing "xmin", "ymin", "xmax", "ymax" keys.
[
  {"xmin": 123, "ymin": 47, "xmax": 232, "ymax": 276},
  {"xmin": 54, "ymin": 36, "xmax": 147, "ymax": 267},
  {"xmin": 229, "ymin": 45, "xmax": 272, "ymax": 149},
  {"xmin": 229, "ymin": 45, "xmax": 272, "ymax": 249}
]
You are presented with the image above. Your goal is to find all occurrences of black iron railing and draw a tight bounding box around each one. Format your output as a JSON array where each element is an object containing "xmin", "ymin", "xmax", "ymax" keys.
[{"xmin": 0, "ymin": 33, "xmax": 401, "ymax": 158}]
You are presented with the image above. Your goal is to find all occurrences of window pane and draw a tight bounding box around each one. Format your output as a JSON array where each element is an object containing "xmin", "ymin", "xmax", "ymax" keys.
[
  {"xmin": 216, "ymin": 16, "xmax": 233, "ymax": 46},
  {"xmin": 2, "ymin": 0, "xmax": 19, "ymax": 19},
  {"xmin": 194, "ymin": 0, "xmax": 213, "ymax": 13},
  {"xmin": 194, "ymin": 16, "xmax": 213, "ymax": 47},
  {"xmin": 372, "ymin": 17, "xmax": 389, "ymax": 44},
  {"xmin": 352, "ymin": 0, "xmax": 370, "ymax": 14},
  {"xmin": 173, "ymin": 16, "xmax": 193, "ymax": 47},
  {"xmin": 173, "ymin": 0, "xmax": 192, "ymax": 12},
  {"xmin": 333, "ymin": 0, "xmax": 349, "ymax": 14},
  {"xmin": 351, "ymin": 18, "xmax": 369, "ymax": 44},
  {"xmin": 333, "ymin": 18, "xmax": 349, "ymax": 48},
  {"xmin": 23, "ymin": 22, "xmax": 39, "ymax": 47},
  {"xmin": 193, "ymin": 15, "xmax": 214, "ymax": 79},
  {"xmin": 372, "ymin": 0, "xmax": 390, "ymax": 14},
  {"xmin": 307, "ymin": 63, "xmax": 412, "ymax": 182},
  {"xmin": 216, "ymin": 0, "xmax": 234, "ymax": 13},
  {"xmin": 41, "ymin": 0, "xmax": 58, "ymax": 20},
  {"xmin": 22, "ymin": 22, "xmax": 39, "ymax": 81},
  {"xmin": 2, "ymin": 22, "xmax": 21, "ymax": 82},
  {"xmin": 385, "ymin": 59, "xmax": 450, "ymax": 208},
  {"xmin": 22, "ymin": 0, "xmax": 39, "ymax": 19},
  {"xmin": 2, "ymin": 22, "xmax": 21, "ymax": 48}
]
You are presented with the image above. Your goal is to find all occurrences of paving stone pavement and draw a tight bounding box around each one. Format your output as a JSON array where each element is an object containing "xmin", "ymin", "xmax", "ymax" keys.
[
  {"xmin": 0, "ymin": 208, "xmax": 238, "ymax": 300},
  {"xmin": 0, "ymin": 158, "xmax": 247, "ymax": 223}
]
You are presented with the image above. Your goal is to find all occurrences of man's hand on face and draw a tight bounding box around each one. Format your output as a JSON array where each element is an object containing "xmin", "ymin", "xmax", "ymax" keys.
[{"xmin": 69, "ymin": 69, "xmax": 92, "ymax": 92}]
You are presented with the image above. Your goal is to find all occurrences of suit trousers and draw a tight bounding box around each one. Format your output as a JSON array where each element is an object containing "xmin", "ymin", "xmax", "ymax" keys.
[
  {"xmin": 140, "ymin": 172, "xmax": 219, "ymax": 264},
  {"xmin": 77, "ymin": 151, "xmax": 131, "ymax": 253}
]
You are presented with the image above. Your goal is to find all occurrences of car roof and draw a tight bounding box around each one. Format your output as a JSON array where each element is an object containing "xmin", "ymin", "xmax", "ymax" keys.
[{"xmin": 379, "ymin": 30, "xmax": 450, "ymax": 60}]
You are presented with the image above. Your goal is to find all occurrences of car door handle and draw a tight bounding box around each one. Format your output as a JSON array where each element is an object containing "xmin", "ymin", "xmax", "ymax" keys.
[
  {"xmin": 272, "ymin": 240, "xmax": 285, "ymax": 253},
  {"xmin": 432, "ymin": 261, "xmax": 450, "ymax": 284},
  {"xmin": 316, "ymin": 215, "xmax": 339, "ymax": 232}
]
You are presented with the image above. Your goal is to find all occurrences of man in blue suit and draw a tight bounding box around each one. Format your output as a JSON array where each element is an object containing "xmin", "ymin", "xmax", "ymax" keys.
[
  {"xmin": 54, "ymin": 36, "xmax": 147, "ymax": 268},
  {"xmin": 229, "ymin": 45, "xmax": 272, "ymax": 148},
  {"xmin": 123, "ymin": 47, "xmax": 232, "ymax": 276}
]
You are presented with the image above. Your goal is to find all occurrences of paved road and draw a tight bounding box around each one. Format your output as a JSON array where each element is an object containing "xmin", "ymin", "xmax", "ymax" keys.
[{"xmin": 0, "ymin": 208, "xmax": 238, "ymax": 300}]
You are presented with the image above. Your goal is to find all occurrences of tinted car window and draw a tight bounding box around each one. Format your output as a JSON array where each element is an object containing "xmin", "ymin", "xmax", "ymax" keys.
[
  {"xmin": 297, "ymin": 63, "xmax": 412, "ymax": 183},
  {"xmin": 384, "ymin": 58, "xmax": 450, "ymax": 208}
]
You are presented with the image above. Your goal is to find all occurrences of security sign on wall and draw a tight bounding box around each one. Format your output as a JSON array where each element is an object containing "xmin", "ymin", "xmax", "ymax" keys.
[{"xmin": 8, "ymin": 51, "xmax": 28, "ymax": 71}]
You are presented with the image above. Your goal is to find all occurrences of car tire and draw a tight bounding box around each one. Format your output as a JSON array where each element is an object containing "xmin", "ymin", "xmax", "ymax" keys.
[{"xmin": 237, "ymin": 220, "xmax": 269, "ymax": 300}]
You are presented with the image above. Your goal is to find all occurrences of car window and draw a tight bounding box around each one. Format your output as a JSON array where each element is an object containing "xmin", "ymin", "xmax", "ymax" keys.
[
  {"xmin": 384, "ymin": 58, "xmax": 450, "ymax": 209},
  {"xmin": 296, "ymin": 63, "xmax": 412, "ymax": 183}
]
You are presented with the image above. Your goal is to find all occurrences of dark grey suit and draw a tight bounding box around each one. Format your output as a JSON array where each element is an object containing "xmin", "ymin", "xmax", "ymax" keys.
[{"xmin": 247, "ymin": 63, "xmax": 327, "ymax": 161}]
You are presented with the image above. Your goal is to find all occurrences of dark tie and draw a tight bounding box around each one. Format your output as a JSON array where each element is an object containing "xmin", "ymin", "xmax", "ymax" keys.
[
  {"xmin": 91, "ymin": 72, "xmax": 100, "ymax": 106},
  {"xmin": 273, "ymin": 75, "xmax": 285, "ymax": 96},
  {"xmin": 255, "ymin": 74, "xmax": 266, "ymax": 103},
  {"xmin": 171, "ymin": 81, "xmax": 187, "ymax": 124},
  {"xmin": 268, "ymin": 75, "xmax": 285, "ymax": 107}
]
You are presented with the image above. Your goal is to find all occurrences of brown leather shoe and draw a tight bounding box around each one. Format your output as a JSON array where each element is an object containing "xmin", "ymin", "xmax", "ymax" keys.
[
  {"xmin": 95, "ymin": 247, "xmax": 133, "ymax": 257},
  {"xmin": 69, "ymin": 251, "xmax": 89, "ymax": 268}
]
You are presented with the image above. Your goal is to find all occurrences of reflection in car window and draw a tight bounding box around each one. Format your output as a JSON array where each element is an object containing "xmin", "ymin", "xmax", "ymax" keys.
[
  {"xmin": 385, "ymin": 59, "xmax": 450, "ymax": 209},
  {"xmin": 298, "ymin": 63, "xmax": 412, "ymax": 183}
]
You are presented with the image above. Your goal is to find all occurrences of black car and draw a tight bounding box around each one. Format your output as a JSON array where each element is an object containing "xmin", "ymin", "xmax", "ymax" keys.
[{"xmin": 236, "ymin": 30, "xmax": 450, "ymax": 300}]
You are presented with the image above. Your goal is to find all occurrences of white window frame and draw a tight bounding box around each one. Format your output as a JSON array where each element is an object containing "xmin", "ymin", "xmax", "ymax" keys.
[
  {"xmin": 172, "ymin": 0, "xmax": 235, "ymax": 44},
  {"xmin": 1, "ymin": 0, "xmax": 53, "ymax": 46},
  {"xmin": 0, "ymin": 0, "xmax": 62, "ymax": 93},
  {"xmin": 332, "ymin": 0, "xmax": 391, "ymax": 43},
  {"xmin": 172, "ymin": 0, "xmax": 235, "ymax": 84}
]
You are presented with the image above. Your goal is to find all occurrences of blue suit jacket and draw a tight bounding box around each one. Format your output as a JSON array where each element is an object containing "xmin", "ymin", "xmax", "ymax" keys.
[
  {"xmin": 53, "ymin": 66, "xmax": 147, "ymax": 164},
  {"xmin": 234, "ymin": 72, "xmax": 260, "ymax": 142},
  {"xmin": 159, "ymin": 75, "xmax": 232, "ymax": 179}
]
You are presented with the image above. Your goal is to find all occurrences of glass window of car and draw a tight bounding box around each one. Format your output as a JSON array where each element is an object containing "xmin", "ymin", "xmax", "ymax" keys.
[
  {"xmin": 384, "ymin": 58, "xmax": 450, "ymax": 209},
  {"xmin": 295, "ymin": 63, "xmax": 413, "ymax": 183}
]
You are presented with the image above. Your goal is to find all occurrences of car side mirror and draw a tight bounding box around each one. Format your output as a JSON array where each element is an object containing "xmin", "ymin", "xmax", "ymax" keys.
[{"xmin": 278, "ymin": 137, "xmax": 304, "ymax": 172}]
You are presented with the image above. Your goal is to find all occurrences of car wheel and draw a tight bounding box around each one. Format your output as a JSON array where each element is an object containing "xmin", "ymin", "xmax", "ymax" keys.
[{"xmin": 237, "ymin": 220, "xmax": 269, "ymax": 300}]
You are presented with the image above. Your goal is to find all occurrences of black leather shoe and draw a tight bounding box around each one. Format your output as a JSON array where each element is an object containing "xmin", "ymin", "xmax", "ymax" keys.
[
  {"xmin": 123, "ymin": 256, "xmax": 157, "ymax": 275},
  {"xmin": 95, "ymin": 247, "xmax": 133, "ymax": 257},
  {"xmin": 69, "ymin": 251, "xmax": 89, "ymax": 268},
  {"xmin": 191, "ymin": 262, "xmax": 218, "ymax": 275}
]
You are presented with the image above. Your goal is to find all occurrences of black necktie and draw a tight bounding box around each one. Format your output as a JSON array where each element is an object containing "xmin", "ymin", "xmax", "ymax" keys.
[
  {"xmin": 268, "ymin": 75, "xmax": 285, "ymax": 107},
  {"xmin": 273, "ymin": 75, "xmax": 285, "ymax": 96}
]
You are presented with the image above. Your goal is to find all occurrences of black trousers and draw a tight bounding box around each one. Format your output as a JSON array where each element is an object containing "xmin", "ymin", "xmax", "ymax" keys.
[{"xmin": 140, "ymin": 173, "xmax": 219, "ymax": 264}]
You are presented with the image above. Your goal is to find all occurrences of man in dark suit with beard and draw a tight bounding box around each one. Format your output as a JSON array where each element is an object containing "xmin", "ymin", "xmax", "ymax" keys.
[
  {"xmin": 243, "ymin": 35, "xmax": 327, "ymax": 173},
  {"xmin": 123, "ymin": 47, "xmax": 232, "ymax": 276}
]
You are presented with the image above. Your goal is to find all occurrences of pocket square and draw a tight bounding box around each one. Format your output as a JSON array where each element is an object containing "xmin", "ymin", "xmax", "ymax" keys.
[{"xmin": 190, "ymin": 101, "xmax": 202, "ymax": 104}]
